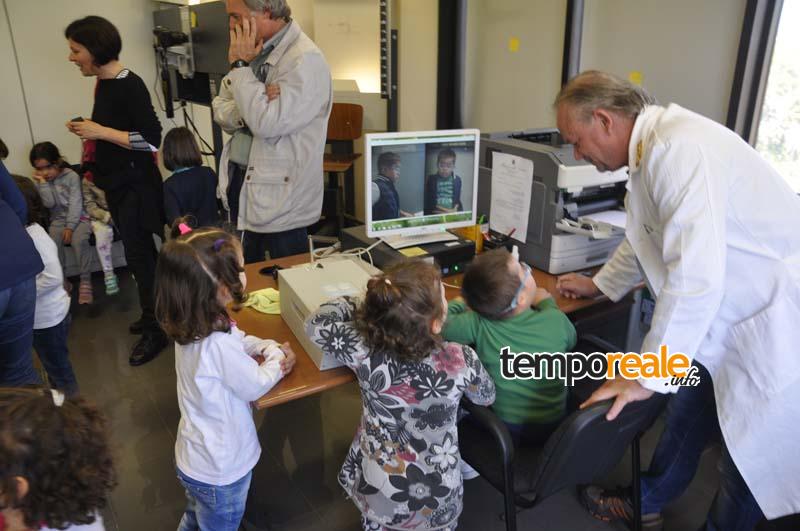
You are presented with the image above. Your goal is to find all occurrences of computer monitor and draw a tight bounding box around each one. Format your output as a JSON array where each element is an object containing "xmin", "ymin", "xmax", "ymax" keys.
[{"xmin": 365, "ymin": 129, "xmax": 480, "ymax": 245}]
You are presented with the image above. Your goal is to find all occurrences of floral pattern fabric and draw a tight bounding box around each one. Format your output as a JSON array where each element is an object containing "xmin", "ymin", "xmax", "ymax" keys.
[{"xmin": 306, "ymin": 297, "xmax": 495, "ymax": 530}]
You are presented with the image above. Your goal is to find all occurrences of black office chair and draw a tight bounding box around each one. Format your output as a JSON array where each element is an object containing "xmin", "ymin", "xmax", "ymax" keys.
[{"xmin": 458, "ymin": 335, "xmax": 667, "ymax": 531}]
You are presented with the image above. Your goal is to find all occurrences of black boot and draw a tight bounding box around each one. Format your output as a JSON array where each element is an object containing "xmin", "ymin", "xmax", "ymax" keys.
[{"xmin": 129, "ymin": 330, "xmax": 168, "ymax": 366}]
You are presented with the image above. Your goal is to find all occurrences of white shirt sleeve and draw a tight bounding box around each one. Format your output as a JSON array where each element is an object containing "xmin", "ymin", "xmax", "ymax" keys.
[{"xmin": 208, "ymin": 330, "xmax": 285, "ymax": 402}]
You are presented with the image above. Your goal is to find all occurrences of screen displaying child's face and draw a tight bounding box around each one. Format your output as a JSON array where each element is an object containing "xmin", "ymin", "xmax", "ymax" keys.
[{"xmin": 437, "ymin": 157, "xmax": 455, "ymax": 178}]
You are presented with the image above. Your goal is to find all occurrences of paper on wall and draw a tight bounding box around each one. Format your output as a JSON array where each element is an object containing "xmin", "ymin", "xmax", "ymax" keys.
[{"xmin": 489, "ymin": 152, "xmax": 533, "ymax": 243}]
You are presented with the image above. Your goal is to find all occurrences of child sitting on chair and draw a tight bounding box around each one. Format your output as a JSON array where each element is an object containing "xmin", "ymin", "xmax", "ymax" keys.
[
  {"xmin": 305, "ymin": 261, "xmax": 495, "ymax": 531},
  {"xmin": 442, "ymin": 248, "xmax": 577, "ymax": 447},
  {"xmin": 82, "ymin": 173, "xmax": 119, "ymax": 295}
]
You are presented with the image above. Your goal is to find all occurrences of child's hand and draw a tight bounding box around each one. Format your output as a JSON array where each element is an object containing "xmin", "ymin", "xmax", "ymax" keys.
[
  {"xmin": 62, "ymin": 228, "xmax": 74, "ymax": 245},
  {"xmin": 32, "ymin": 173, "xmax": 46, "ymax": 184},
  {"xmin": 265, "ymin": 83, "xmax": 280, "ymax": 101},
  {"xmin": 279, "ymin": 342, "xmax": 296, "ymax": 375},
  {"xmin": 532, "ymin": 287, "xmax": 552, "ymax": 306}
]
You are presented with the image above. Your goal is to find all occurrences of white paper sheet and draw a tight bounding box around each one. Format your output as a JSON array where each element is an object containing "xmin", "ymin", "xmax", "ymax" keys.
[
  {"xmin": 489, "ymin": 152, "xmax": 533, "ymax": 243},
  {"xmin": 586, "ymin": 209, "xmax": 627, "ymax": 229}
]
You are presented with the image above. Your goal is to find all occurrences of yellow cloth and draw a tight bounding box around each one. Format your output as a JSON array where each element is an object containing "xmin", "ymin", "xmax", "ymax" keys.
[{"xmin": 242, "ymin": 288, "xmax": 281, "ymax": 314}]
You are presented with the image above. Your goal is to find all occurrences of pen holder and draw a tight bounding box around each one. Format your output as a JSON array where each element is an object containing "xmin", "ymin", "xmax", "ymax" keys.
[{"xmin": 452, "ymin": 224, "xmax": 484, "ymax": 253}]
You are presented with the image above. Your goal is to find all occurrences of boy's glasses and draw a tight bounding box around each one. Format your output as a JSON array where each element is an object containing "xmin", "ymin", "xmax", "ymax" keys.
[{"xmin": 502, "ymin": 261, "xmax": 531, "ymax": 314}]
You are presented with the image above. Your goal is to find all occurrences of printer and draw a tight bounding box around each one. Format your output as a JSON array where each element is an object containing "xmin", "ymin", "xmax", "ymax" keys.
[
  {"xmin": 477, "ymin": 128, "xmax": 628, "ymax": 274},
  {"xmin": 279, "ymin": 257, "xmax": 380, "ymax": 370}
]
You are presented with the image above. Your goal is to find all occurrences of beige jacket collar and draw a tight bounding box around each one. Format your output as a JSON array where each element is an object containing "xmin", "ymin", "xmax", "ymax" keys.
[{"xmin": 627, "ymin": 104, "xmax": 666, "ymax": 174}]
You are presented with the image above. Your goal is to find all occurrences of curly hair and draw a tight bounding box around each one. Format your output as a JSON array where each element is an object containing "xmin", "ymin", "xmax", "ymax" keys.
[
  {"xmin": 155, "ymin": 218, "xmax": 248, "ymax": 345},
  {"xmin": 355, "ymin": 260, "xmax": 444, "ymax": 363},
  {"xmin": 0, "ymin": 387, "xmax": 116, "ymax": 528}
]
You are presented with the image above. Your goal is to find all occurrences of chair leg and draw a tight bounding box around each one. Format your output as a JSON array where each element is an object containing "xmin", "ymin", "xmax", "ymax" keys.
[
  {"xmin": 631, "ymin": 434, "xmax": 642, "ymax": 531},
  {"xmin": 503, "ymin": 467, "xmax": 517, "ymax": 531}
]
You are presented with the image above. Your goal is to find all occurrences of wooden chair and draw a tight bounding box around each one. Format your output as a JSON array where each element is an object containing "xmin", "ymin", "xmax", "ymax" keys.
[{"xmin": 323, "ymin": 103, "xmax": 363, "ymax": 231}]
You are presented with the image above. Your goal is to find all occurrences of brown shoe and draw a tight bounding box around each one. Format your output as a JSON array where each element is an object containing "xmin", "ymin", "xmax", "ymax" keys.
[{"xmin": 580, "ymin": 485, "xmax": 664, "ymax": 531}]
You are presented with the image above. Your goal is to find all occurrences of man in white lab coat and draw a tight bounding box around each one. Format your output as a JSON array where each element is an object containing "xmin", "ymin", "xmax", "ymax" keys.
[
  {"xmin": 555, "ymin": 71, "xmax": 800, "ymax": 529},
  {"xmin": 214, "ymin": 0, "xmax": 332, "ymax": 263}
]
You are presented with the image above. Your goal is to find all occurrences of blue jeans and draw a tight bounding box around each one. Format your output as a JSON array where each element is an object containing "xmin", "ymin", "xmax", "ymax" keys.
[
  {"xmin": 640, "ymin": 362, "xmax": 763, "ymax": 530},
  {"xmin": 0, "ymin": 278, "xmax": 41, "ymax": 387},
  {"xmin": 33, "ymin": 314, "xmax": 79, "ymax": 397},
  {"xmin": 177, "ymin": 468, "xmax": 252, "ymax": 531}
]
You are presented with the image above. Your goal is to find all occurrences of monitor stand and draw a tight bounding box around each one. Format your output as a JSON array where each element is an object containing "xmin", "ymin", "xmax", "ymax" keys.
[{"xmin": 380, "ymin": 231, "xmax": 459, "ymax": 250}]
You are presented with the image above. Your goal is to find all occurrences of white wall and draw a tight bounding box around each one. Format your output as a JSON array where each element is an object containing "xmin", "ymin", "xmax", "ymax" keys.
[
  {"xmin": 397, "ymin": 0, "xmax": 437, "ymax": 132},
  {"xmin": 0, "ymin": 1, "xmax": 33, "ymax": 174},
  {"xmin": 581, "ymin": 0, "xmax": 747, "ymax": 124},
  {"xmin": 463, "ymin": 0, "xmax": 567, "ymax": 132}
]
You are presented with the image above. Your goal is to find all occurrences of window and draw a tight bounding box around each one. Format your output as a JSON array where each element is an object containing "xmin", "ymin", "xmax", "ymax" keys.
[{"xmin": 755, "ymin": 1, "xmax": 800, "ymax": 192}]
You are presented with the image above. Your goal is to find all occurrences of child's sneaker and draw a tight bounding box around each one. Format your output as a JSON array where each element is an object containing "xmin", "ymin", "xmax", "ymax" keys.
[
  {"xmin": 460, "ymin": 459, "xmax": 480, "ymax": 480},
  {"xmin": 104, "ymin": 272, "xmax": 120, "ymax": 295},
  {"xmin": 78, "ymin": 280, "xmax": 93, "ymax": 305}
]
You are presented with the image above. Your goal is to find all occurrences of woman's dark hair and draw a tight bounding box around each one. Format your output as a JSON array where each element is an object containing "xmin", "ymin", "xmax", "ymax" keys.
[
  {"xmin": 65, "ymin": 16, "xmax": 122, "ymax": 66},
  {"xmin": 155, "ymin": 218, "xmax": 247, "ymax": 345},
  {"xmin": 29, "ymin": 142, "xmax": 69, "ymax": 169},
  {"xmin": 461, "ymin": 248, "xmax": 519, "ymax": 320},
  {"xmin": 0, "ymin": 387, "xmax": 116, "ymax": 529},
  {"xmin": 163, "ymin": 127, "xmax": 202, "ymax": 171},
  {"xmin": 0, "ymin": 137, "xmax": 8, "ymax": 160},
  {"xmin": 12, "ymin": 175, "xmax": 47, "ymax": 227},
  {"xmin": 355, "ymin": 260, "xmax": 444, "ymax": 363}
]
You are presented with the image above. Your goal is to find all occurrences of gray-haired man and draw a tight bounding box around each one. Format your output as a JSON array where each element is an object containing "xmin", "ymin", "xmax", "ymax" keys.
[{"xmin": 214, "ymin": 0, "xmax": 332, "ymax": 263}]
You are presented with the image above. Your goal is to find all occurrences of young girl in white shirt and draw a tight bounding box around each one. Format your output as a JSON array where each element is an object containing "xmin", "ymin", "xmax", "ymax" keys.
[{"xmin": 154, "ymin": 219, "xmax": 296, "ymax": 531}]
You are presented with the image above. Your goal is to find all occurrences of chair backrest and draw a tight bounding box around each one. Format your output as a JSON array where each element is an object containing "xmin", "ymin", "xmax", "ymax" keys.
[
  {"xmin": 326, "ymin": 103, "xmax": 363, "ymax": 142},
  {"xmin": 529, "ymin": 394, "xmax": 667, "ymax": 500}
]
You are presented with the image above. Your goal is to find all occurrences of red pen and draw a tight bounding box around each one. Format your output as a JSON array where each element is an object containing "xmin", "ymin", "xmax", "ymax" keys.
[{"xmin": 507, "ymin": 228, "xmax": 516, "ymax": 238}]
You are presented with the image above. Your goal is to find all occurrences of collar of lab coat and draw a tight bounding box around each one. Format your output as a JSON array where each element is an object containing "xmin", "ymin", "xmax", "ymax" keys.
[
  {"xmin": 265, "ymin": 20, "xmax": 302, "ymax": 67},
  {"xmin": 627, "ymin": 104, "xmax": 665, "ymax": 174}
]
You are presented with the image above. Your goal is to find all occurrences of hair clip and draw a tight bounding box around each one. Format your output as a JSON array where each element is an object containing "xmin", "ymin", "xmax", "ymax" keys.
[
  {"xmin": 213, "ymin": 238, "xmax": 225, "ymax": 252},
  {"xmin": 384, "ymin": 278, "xmax": 392, "ymax": 285},
  {"xmin": 50, "ymin": 389, "xmax": 65, "ymax": 407},
  {"xmin": 178, "ymin": 223, "xmax": 192, "ymax": 235}
]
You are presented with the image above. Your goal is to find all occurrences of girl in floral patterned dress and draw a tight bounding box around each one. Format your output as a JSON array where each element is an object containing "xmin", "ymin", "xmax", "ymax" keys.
[{"xmin": 305, "ymin": 261, "xmax": 496, "ymax": 530}]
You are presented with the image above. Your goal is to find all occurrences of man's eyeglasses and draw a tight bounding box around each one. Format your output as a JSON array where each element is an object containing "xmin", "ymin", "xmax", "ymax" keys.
[{"xmin": 502, "ymin": 261, "xmax": 531, "ymax": 314}]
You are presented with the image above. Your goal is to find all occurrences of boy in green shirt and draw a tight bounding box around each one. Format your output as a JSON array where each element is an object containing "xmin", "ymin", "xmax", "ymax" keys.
[{"xmin": 443, "ymin": 248, "xmax": 577, "ymax": 446}]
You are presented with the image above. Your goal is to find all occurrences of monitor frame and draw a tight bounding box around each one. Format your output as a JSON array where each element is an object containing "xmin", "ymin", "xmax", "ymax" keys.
[{"xmin": 364, "ymin": 128, "xmax": 481, "ymax": 239}]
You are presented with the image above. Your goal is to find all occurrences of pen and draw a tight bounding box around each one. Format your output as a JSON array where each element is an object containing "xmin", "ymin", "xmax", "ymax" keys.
[{"xmin": 507, "ymin": 228, "xmax": 516, "ymax": 238}]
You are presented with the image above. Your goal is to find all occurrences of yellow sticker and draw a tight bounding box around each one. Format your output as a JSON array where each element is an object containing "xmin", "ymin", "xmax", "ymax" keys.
[
  {"xmin": 508, "ymin": 37, "xmax": 520, "ymax": 53},
  {"xmin": 399, "ymin": 247, "xmax": 428, "ymax": 257},
  {"xmin": 629, "ymin": 71, "xmax": 643, "ymax": 86},
  {"xmin": 191, "ymin": 12, "xmax": 198, "ymax": 28}
]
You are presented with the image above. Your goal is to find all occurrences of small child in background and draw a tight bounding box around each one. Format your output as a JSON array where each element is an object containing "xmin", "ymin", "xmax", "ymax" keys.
[
  {"xmin": 13, "ymin": 176, "xmax": 79, "ymax": 397},
  {"xmin": 443, "ymin": 248, "xmax": 577, "ymax": 447},
  {"xmin": 81, "ymin": 174, "xmax": 119, "ymax": 295},
  {"xmin": 162, "ymin": 127, "xmax": 219, "ymax": 228},
  {"xmin": 155, "ymin": 219, "xmax": 296, "ymax": 530},
  {"xmin": 0, "ymin": 387, "xmax": 116, "ymax": 530},
  {"xmin": 305, "ymin": 261, "xmax": 496, "ymax": 531},
  {"xmin": 29, "ymin": 142, "xmax": 94, "ymax": 304}
]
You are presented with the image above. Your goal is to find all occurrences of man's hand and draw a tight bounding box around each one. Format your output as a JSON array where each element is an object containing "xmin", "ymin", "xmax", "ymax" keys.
[
  {"xmin": 62, "ymin": 228, "xmax": 74, "ymax": 245},
  {"xmin": 279, "ymin": 342, "xmax": 296, "ymax": 375},
  {"xmin": 580, "ymin": 379, "xmax": 654, "ymax": 421},
  {"xmin": 66, "ymin": 119, "xmax": 107, "ymax": 141},
  {"xmin": 265, "ymin": 83, "xmax": 280, "ymax": 101},
  {"xmin": 556, "ymin": 272, "xmax": 600, "ymax": 299},
  {"xmin": 229, "ymin": 16, "xmax": 263, "ymax": 64},
  {"xmin": 532, "ymin": 287, "xmax": 552, "ymax": 306}
]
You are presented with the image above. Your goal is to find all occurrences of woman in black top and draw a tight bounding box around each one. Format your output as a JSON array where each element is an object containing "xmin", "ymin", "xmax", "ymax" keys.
[{"xmin": 65, "ymin": 16, "xmax": 167, "ymax": 366}]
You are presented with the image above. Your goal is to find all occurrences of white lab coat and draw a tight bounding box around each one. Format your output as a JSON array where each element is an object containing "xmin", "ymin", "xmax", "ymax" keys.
[
  {"xmin": 592, "ymin": 104, "xmax": 800, "ymax": 519},
  {"xmin": 213, "ymin": 21, "xmax": 332, "ymax": 233}
]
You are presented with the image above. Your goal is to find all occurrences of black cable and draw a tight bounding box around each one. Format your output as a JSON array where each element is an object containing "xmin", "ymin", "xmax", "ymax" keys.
[{"xmin": 182, "ymin": 106, "xmax": 215, "ymax": 156}]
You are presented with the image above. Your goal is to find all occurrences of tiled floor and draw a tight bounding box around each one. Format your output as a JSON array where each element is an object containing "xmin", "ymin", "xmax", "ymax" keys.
[{"xmin": 66, "ymin": 270, "xmax": 721, "ymax": 531}]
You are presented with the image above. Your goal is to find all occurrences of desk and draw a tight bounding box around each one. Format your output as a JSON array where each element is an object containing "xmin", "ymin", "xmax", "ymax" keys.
[{"xmin": 238, "ymin": 255, "xmax": 615, "ymax": 410}]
